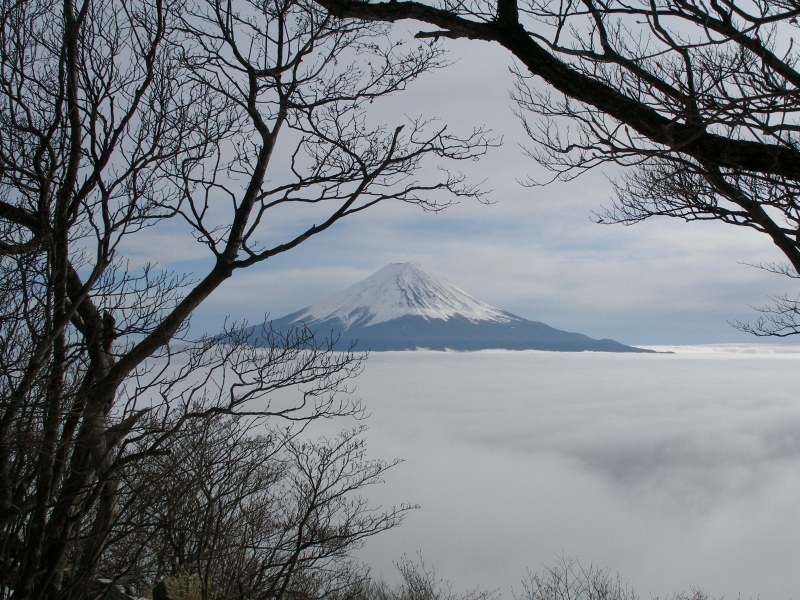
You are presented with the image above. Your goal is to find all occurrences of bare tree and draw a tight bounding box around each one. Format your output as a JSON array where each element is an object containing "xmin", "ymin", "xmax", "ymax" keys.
[
  {"xmin": 516, "ymin": 559, "xmax": 637, "ymax": 600},
  {"xmin": 515, "ymin": 558, "xmax": 716, "ymax": 600},
  {"xmin": 314, "ymin": 0, "xmax": 800, "ymax": 332},
  {"xmin": 0, "ymin": 0, "xmax": 491, "ymax": 597},
  {"xmin": 349, "ymin": 555, "xmax": 495, "ymax": 600},
  {"xmin": 95, "ymin": 415, "xmax": 411, "ymax": 600}
]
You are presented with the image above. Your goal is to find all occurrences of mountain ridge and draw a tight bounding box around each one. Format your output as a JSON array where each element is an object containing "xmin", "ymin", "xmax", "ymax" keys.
[{"xmin": 244, "ymin": 263, "xmax": 651, "ymax": 353}]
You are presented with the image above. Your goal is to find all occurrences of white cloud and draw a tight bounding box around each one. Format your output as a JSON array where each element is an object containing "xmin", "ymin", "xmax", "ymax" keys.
[
  {"xmin": 116, "ymin": 229, "xmax": 211, "ymax": 268},
  {"xmin": 189, "ymin": 209, "xmax": 792, "ymax": 342},
  {"xmin": 305, "ymin": 351, "xmax": 800, "ymax": 600}
]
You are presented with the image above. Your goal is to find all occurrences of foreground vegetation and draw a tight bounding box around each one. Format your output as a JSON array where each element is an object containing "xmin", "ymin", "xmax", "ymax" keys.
[
  {"xmin": 0, "ymin": 0, "xmax": 486, "ymax": 595},
  {"xmin": 1, "ymin": 0, "xmax": 797, "ymax": 597}
]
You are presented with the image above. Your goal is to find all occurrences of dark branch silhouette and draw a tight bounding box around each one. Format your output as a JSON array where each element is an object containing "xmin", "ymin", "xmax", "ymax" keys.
[
  {"xmin": 314, "ymin": 0, "xmax": 800, "ymax": 333},
  {"xmin": 0, "ymin": 0, "xmax": 491, "ymax": 597}
]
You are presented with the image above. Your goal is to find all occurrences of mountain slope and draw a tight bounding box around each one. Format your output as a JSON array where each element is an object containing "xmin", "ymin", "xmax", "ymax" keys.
[
  {"xmin": 246, "ymin": 263, "xmax": 650, "ymax": 352},
  {"xmin": 291, "ymin": 262, "xmax": 512, "ymax": 327}
]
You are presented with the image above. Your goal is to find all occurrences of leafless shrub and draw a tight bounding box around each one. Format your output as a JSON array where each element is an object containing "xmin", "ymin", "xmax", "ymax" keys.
[
  {"xmin": 351, "ymin": 555, "xmax": 496, "ymax": 600},
  {"xmin": 516, "ymin": 558, "xmax": 637, "ymax": 600}
]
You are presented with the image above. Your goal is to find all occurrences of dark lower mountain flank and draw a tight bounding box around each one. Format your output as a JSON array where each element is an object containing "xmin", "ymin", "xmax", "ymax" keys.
[{"xmin": 259, "ymin": 311, "xmax": 647, "ymax": 352}]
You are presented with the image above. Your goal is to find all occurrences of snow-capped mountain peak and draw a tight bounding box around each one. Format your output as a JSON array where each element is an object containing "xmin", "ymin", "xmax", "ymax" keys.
[
  {"xmin": 293, "ymin": 262, "xmax": 513, "ymax": 329},
  {"xmin": 243, "ymin": 262, "xmax": 649, "ymax": 352}
]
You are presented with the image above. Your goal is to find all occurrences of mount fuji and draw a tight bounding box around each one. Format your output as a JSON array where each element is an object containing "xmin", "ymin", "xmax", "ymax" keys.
[{"xmin": 246, "ymin": 263, "xmax": 650, "ymax": 352}]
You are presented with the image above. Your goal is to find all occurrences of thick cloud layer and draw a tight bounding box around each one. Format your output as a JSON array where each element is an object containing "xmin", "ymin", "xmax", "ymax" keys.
[{"xmin": 340, "ymin": 349, "xmax": 800, "ymax": 599}]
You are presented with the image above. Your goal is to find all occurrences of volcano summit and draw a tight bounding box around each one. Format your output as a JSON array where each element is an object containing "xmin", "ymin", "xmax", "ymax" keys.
[{"xmin": 246, "ymin": 263, "xmax": 649, "ymax": 352}]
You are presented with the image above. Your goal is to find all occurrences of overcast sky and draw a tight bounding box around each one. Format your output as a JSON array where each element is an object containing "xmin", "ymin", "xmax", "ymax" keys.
[{"xmin": 128, "ymin": 32, "xmax": 795, "ymax": 345}]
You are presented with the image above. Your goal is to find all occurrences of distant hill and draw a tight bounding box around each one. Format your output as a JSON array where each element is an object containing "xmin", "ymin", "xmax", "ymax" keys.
[{"xmin": 243, "ymin": 262, "xmax": 652, "ymax": 352}]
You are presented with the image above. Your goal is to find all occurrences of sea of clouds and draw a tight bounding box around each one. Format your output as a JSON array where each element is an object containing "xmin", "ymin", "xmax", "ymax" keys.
[{"xmin": 330, "ymin": 347, "xmax": 800, "ymax": 599}]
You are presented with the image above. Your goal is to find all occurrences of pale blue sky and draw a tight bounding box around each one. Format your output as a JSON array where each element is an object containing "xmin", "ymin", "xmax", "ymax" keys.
[{"xmin": 130, "ymin": 35, "xmax": 794, "ymax": 346}]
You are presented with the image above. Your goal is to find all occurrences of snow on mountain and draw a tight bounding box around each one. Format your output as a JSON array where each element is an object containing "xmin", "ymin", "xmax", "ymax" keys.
[
  {"xmin": 241, "ymin": 262, "xmax": 649, "ymax": 352},
  {"xmin": 292, "ymin": 262, "xmax": 513, "ymax": 329}
]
